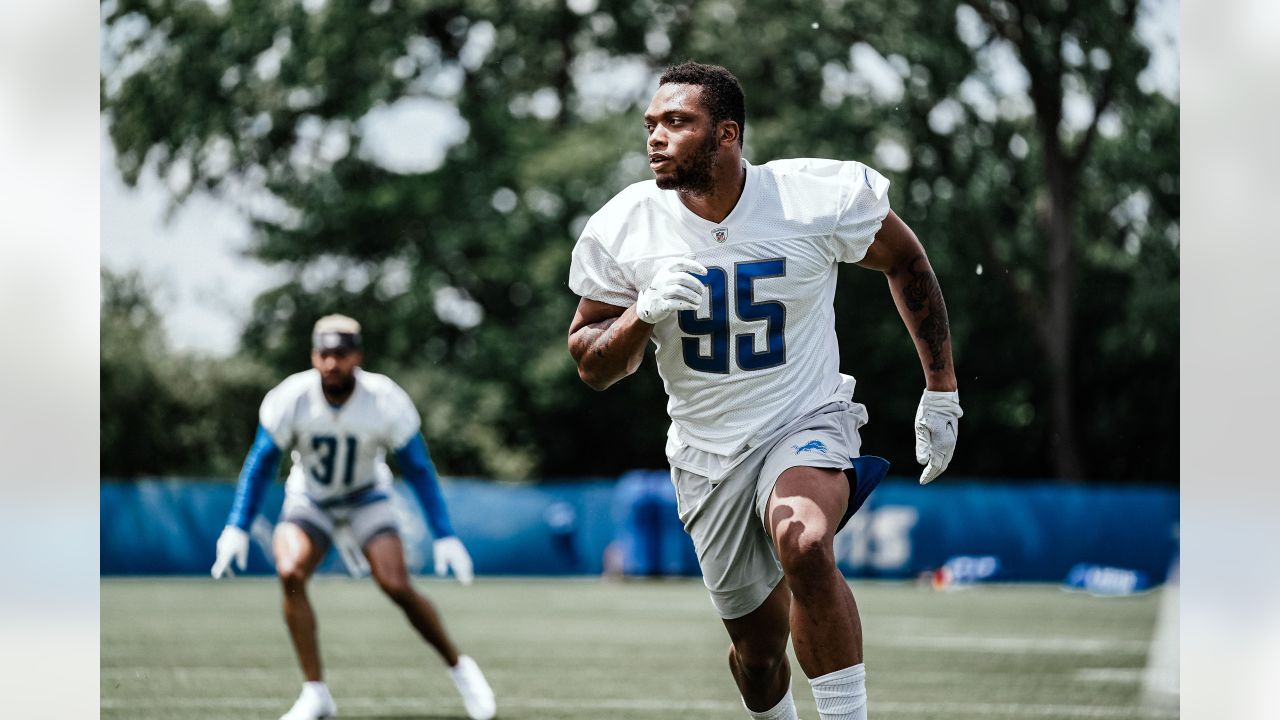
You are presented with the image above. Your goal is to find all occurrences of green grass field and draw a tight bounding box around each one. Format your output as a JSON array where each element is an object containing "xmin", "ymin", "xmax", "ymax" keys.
[{"xmin": 102, "ymin": 577, "xmax": 1176, "ymax": 719}]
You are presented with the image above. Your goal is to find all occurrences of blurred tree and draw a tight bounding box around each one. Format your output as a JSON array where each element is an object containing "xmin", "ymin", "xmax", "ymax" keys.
[
  {"xmin": 102, "ymin": 0, "xmax": 1177, "ymax": 482},
  {"xmin": 101, "ymin": 269, "xmax": 276, "ymax": 478}
]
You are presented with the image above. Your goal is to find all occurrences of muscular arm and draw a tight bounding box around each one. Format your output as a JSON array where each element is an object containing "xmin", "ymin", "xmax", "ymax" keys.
[
  {"xmin": 857, "ymin": 209, "xmax": 958, "ymax": 392},
  {"xmin": 567, "ymin": 298, "xmax": 655, "ymax": 391}
]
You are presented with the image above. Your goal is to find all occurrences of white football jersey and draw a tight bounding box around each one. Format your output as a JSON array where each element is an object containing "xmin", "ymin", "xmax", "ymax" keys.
[
  {"xmin": 259, "ymin": 367, "xmax": 422, "ymax": 502},
  {"xmin": 569, "ymin": 158, "xmax": 891, "ymax": 456}
]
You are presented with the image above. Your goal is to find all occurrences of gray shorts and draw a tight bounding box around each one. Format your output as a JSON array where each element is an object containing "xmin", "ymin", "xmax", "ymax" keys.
[
  {"xmin": 279, "ymin": 486, "xmax": 400, "ymax": 551},
  {"xmin": 669, "ymin": 401, "xmax": 869, "ymax": 619}
]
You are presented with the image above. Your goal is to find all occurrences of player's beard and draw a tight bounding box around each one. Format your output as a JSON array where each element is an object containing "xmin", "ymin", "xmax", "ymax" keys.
[
  {"xmin": 322, "ymin": 374, "xmax": 356, "ymax": 400},
  {"xmin": 655, "ymin": 129, "xmax": 718, "ymax": 194}
]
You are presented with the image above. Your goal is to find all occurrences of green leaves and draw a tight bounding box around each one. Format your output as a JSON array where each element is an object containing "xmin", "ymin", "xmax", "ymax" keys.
[{"xmin": 103, "ymin": 0, "xmax": 1177, "ymax": 482}]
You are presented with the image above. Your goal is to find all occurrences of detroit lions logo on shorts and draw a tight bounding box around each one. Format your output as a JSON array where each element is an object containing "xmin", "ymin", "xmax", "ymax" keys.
[{"xmin": 792, "ymin": 440, "xmax": 828, "ymax": 455}]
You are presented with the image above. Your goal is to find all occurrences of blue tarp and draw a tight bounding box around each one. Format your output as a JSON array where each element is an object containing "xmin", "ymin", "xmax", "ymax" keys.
[{"xmin": 101, "ymin": 475, "xmax": 1178, "ymax": 583}]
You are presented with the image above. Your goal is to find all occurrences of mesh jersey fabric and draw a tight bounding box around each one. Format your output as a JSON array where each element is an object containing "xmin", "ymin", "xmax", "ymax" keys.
[
  {"xmin": 259, "ymin": 367, "xmax": 422, "ymax": 501},
  {"xmin": 568, "ymin": 158, "xmax": 891, "ymax": 456}
]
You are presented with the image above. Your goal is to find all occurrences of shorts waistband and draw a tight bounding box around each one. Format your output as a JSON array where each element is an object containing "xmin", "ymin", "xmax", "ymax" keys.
[{"xmin": 314, "ymin": 485, "xmax": 388, "ymax": 509}]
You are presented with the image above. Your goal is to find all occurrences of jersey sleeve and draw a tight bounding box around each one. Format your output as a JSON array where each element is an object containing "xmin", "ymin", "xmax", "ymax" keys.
[
  {"xmin": 380, "ymin": 380, "xmax": 423, "ymax": 451},
  {"xmin": 258, "ymin": 385, "xmax": 296, "ymax": 449},
  {"xmin": 568, "ymin": 226, "xmax": 638, "ymax": 308},
  {"xmin": 831, "ymin": 162, "xmax": 892, "ymax": 264}
]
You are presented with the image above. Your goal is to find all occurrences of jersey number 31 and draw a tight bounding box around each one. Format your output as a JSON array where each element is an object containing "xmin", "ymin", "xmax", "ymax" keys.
[
  {"xmin": 311, "ymin": 435, "xmax": 357, "ymax": 487},
  {"xmin": 678, "ymin": 258, "xmax": 786, "ymax": 374}
]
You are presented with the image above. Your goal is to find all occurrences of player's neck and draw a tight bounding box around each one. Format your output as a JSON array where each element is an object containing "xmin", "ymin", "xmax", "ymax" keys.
[{"xmin": 676, "ymin": 156, "xmax": 746, "ymax": 223}]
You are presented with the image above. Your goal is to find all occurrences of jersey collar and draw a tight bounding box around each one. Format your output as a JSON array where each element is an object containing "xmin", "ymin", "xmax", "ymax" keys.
[{"xmin": 663, "ymin": 159, "xmax": 758, "ymax": 240}]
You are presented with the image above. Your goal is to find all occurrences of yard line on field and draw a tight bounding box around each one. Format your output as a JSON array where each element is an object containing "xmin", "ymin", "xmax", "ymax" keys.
[
  {"xmin": 1075, "ymin": 667, "xmax": 1148, "ymax": 683},
  {"xmin": 100, "ymin": 665, "xmax": 1151, "ymax": 685},
  {"xmin": 877, "ymin": 634, "xmax": 1150, "ymax": 654},
  {"xmin": 98, "ymin": 696, "xmax": 744, "ymax": 713},
  {"xmin": 100, "ymin": 696, "xmax": 1179, "ymax": 717},
  {"xmin": 874, "ymin": 701, "xmax": 1176, "ymax": 717}
]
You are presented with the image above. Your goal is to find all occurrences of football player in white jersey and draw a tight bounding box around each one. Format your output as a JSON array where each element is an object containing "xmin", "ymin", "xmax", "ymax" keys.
[
  {"xmin": 567, "ymin": 63, "xmax": 963, "ymax": 720},
  {"xmin": 211, "ymin": 315, "xmax": 496, "ymax": 720}
]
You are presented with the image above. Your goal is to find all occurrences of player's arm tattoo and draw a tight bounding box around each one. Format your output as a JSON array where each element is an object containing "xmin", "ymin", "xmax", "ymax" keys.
[
  {"xmin": 572, "ymin": 316, "xmax": 622, "ymax": 360},
  {"xmin": 569, "ymin": 308, "xmax": 650, "ymax": 390},
  {"xmin": 901, "ymin": 254, "xmax": 951, "ymax": 372}
]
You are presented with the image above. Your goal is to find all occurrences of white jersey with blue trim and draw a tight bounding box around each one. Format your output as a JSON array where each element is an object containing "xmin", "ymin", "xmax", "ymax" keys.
[
  {"xmin": 259, "ymin": 367, "xmax": 421, "ymax": 503},
  {"xmin": 569, "ymin": 158, "xmax": 891, "ymax": 457}
]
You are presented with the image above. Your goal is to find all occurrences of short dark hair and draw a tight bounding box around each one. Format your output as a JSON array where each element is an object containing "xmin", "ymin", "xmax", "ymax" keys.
[{"xmin": 659, "ymin": 61, "xmax": 745, "ymax": 147}]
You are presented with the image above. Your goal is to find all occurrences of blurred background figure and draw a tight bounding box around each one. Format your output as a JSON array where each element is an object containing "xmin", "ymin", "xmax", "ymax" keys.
[
  {"xmin": 610, "ymin": 470, "xmax": 698, "ymax": 578},
  {"xmin": 210, "ymin": 314, "xmax": 495, "ymax": 720}
]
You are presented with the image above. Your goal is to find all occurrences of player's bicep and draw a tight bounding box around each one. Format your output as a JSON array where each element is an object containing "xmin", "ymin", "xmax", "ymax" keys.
[{"xmin": 855, "ymin": 209, "xmax": 924, "ymax": 273}]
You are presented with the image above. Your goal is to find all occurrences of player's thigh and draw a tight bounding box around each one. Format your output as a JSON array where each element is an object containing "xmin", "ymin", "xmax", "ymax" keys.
[
  {"xmin": 765, "ymin": 465, "xmax": 850, "ymax": 551},
  {"xmin": 273, "ymin": 522, "xmax": 328, "ymax": 580},
  {"xmin": 674, "ymin": 462, "xmax": 784, "ymax": 620},
  {"xmin": 363, "ymin": 532, "xmax": 411, "ymax": 592}
]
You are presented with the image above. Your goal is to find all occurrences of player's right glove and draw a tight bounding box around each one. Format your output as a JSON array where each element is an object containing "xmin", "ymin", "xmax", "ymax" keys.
[
  {"xmin": 433, "ymin": 536, "xmax": 475, "ymax": 586},
  {"xmin": 915, "ymin": 390, "xmax": 963, "ymax": 485},
  {"xmin": 211, "ymin": 525, "xmax": 249, "ymax": 578},
  {"xmin": 635, "ymin": 258, "xmax": 708, "ymax": 324}
]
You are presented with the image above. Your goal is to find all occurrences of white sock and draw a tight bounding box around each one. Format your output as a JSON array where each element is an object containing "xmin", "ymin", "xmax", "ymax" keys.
[
  {"xmin": 744, "ymin": 687, "xmax": 797, "ymax": 720},
  {"xmin": 302, "ymin": 681, "xmax": 330, "ymax": 697},
  {"xmin": 809, "ymin": 663, "xmax": 867, "ymax": 720}
]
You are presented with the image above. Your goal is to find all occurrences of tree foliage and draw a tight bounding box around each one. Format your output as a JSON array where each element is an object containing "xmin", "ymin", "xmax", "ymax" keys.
[
  {"xmin": 102, "ymin": 0, "xmax": 1178, "ymax": 482},
  {"xmin": 101, "ymin": 269, "xmax": 277, "ymax": 477}
]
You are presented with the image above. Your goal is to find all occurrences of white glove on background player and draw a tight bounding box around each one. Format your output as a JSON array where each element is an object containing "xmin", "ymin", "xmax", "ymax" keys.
[
  {"xmin": 211, "ymin": 525, "xmax": 249, "ymax": 578},
  {"xmin": 915, "ymin": 390, "xmax": 963, "ymax": 485},
  {"xmin": 636, "ymin": 258, "xmax": 708, "ymax": 324},
  {"xmin": 433, "ymin": 536, "xmax": 474, "ymax": 585}
]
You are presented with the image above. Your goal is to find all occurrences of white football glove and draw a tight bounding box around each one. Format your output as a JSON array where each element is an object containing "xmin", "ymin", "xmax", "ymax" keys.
[
  {"xmin": 433, "ymin": 536, "xmax": 474, "ymax": 585},
  {"xmin": 211, "ymin": 525, "xmax": 249, "ymax": 578},
  {"xmin": 915, "ymin": 390, "xmax": 963, "ymax": 485},
  {"xmin": 635, "ymin": 258, "xmax": 708, "ymax": 324}
]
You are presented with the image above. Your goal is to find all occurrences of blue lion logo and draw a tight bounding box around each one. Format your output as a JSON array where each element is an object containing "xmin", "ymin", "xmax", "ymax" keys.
[{"xmin": 792, "ymin": 440, "xmax": 828, "ymax": 455}]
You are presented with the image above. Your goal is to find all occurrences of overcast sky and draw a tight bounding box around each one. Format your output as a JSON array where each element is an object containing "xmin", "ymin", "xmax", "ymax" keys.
[{"xmin": 100, "ymin": 0, "xmax": 1178, "ymax": 357}]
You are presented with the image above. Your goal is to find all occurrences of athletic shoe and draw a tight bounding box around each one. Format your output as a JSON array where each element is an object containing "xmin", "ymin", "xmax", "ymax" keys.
[
  {"xmin": 448, "ymin": 655, "xmax": 496, "ymax": 720},
  {"xmin": 280, "ymin": 683, "xmax": 337, "ymax": 720}
]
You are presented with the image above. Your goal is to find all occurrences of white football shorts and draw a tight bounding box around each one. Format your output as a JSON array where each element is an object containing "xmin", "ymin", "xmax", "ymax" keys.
[
  {"xmin": 278, "ymin": 486, "xmax": 399, "ymax": 550},
  {"xmin": 669, "ymin": 400, "xmax": 869, "ymax": 619}
]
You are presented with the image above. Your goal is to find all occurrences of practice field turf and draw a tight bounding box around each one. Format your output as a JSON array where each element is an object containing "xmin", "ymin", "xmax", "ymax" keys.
[{"xmin": 102, "ymin": 577, "xmax": 1176, "ymax": 719}]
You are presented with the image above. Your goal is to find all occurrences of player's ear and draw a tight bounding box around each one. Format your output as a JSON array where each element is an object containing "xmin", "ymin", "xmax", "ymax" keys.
[{"xmin": 718, "ymin": 120, "xmax": 740, "ymax": 147}]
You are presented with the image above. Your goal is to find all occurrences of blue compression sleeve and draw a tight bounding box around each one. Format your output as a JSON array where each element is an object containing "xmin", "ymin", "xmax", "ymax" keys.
[
  {"xmin": 226, "ymin": 424, "xmax": 283, "ymax": 530},
  {"xmin": 394, "ymin": 434, "xmax": 456, "ymax": 539}
]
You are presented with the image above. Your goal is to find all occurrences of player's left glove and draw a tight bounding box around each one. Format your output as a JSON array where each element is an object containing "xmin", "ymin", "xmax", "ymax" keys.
[
  {"xmin": 211, "ymin": 525, "xmax": 249, "ymax": 578},
  {"xmin": 433, "ymin": 536, "xmax": 475, "ymax": 586},
  {"xmin": 915, "ymin": 390, "xmax": 963, "ymax": 485}
]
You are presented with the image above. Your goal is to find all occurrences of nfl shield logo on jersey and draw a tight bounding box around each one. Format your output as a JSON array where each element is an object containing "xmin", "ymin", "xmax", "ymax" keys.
[{"xmin": 713, "ymin": 227, "xmax": 729, "ymax": 243}]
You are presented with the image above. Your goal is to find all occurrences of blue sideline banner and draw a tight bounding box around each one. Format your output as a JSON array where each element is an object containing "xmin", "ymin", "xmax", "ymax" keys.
[
  {"xmin": 100, "ymin": 478, "xmax": 618, "ymax": 576},
  {"xmin": 101, "ymin": 476, "xmax": 1177, "ymax": 583}
]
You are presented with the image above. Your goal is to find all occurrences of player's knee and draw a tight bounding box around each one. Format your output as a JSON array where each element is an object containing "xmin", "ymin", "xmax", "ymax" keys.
[
  {"xmin": 277, "ymin": 563, "xmax": 309, "ymax": 592},
  {"xmin": 375, "ymin": 573, "xmax": 415, "ymax": 604},
  {"xmin": 729, "ymin": 641, "xmax": 785, "ymax": 682},
  {"xmin": 776, "ymin": 530, "xmax": 835, "ymax": 583}
]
